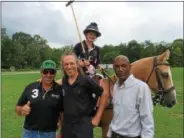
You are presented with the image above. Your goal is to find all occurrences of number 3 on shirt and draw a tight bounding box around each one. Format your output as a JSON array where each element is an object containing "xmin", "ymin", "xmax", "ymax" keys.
[{"xmin": 31, "ymin": 89, "xmax": 39, "ymax": 98}]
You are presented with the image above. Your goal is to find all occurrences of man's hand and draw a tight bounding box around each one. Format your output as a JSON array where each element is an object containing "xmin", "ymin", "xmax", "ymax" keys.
[
  {"xmin": 79, "ymin": 59, "xmax": 85, "ymax": 67},
  {"xmin": 56, "ymin": 133, "xmax": 62, "ymax": 138},
  {"xmin": 79, "ymin": 59, "xmax": 90, "ymax": 67},
  {"xmin": 91, "ymin": 115, "xmax": 101, "ymax": 127},
  {"xmin": 91, "ymin": 83, "xmax": 109, "ymax": 127},
  {"xmin": 21, "ymin": 101, "xmax": 31, "ymax": 116},
  {"xmin": 84, "ymin": 60, "xmax": 90, "ymax": 66}
]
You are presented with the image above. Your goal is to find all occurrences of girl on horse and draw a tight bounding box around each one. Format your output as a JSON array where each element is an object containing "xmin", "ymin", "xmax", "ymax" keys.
[{"xmin": 73, "ymin": 22, "xmax": 102, "ymax": 77}]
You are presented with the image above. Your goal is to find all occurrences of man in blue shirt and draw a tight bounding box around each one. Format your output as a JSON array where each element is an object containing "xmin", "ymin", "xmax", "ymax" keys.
[{"xmin": 107, "ymin": 55, "xmax": 154, "ymax": 138}]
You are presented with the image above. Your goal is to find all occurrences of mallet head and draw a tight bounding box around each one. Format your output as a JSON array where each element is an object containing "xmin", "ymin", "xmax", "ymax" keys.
[{"xmin": 66, "ymin": 0, "xmax": 74, "ymax": 7}]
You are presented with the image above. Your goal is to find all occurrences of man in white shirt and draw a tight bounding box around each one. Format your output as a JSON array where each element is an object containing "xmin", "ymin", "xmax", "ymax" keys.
[{"xmin": 107, "ymin": 55, "xmax": 154, "ymax": 138}]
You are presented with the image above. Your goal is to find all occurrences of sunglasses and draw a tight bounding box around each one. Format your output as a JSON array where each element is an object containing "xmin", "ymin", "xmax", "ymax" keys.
[{"xmin": 42, "ymin": 69, "xmax": 56, "ymax": 75}]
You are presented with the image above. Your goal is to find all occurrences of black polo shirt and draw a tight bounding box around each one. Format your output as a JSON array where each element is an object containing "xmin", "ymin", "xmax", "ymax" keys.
[
  {"xmin": 62, "ymin": 74, "xmax": 103, "ymax": 121},
  {"xmin": 17, "ymin": 81, "xmax": 63, "ymax": 132},
  {"xmin": 73, "ymin": 40, "xmax": 100, "ymax": 68}
]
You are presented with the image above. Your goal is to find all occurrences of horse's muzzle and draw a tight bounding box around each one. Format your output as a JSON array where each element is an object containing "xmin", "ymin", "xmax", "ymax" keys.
[{"xmin": 161, "ymin": 100, "xmax": 176, "ymax": 108}]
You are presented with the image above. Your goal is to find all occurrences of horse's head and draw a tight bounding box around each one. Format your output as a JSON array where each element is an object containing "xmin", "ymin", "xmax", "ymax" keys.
[
  {"xmin": 131, "ymin": 49, "xmax": 176, "ymax": 108},
  {"xmin": 153, "ymin": 50, "xmax": 176, "ymax": 107}
]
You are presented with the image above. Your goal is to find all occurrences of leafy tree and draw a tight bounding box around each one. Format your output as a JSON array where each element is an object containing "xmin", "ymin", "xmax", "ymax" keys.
[
  {"xmin": 1, "ymin": 36, "xmax": 13, "ymax": 68},
  {"xmin": 126, "ymin": 40, "xmax": 143, "ymax": 62},
  {"xmin": 169, "ymin": 39, "xmax": 183, "ymax": 67},
  {"xmin": 103, "ymin": 51, "xmax": 119, "ymax": 64},
  {"xmin": 1, "ymin": 27, "xmax": 183, "ymax": 69}
]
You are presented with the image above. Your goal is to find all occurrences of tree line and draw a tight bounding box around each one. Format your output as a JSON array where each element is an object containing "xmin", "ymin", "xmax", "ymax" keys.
[{"xmin": 1, "ymin": 28, "xmax": 183, "ymax": 70}]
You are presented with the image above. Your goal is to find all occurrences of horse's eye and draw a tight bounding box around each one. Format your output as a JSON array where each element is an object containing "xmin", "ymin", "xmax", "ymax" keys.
[{"xmin": 161, "ymin": 72, "xmax": 169, "ymax": 78}]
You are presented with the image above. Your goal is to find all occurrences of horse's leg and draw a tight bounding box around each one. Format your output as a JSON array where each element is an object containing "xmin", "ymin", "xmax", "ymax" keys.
[
  {"xmin": 101, "ymin": 125, "xmax": 109, "ymax": 138},
  {"xmin": 100, "ymin": 109, "xmax": 113, "ymax": 138}
]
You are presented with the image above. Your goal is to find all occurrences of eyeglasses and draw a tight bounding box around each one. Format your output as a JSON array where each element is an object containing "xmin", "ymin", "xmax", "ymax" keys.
[{"xmin": 42, "ymin": 69, "xmax": 56, "ymax": 75}]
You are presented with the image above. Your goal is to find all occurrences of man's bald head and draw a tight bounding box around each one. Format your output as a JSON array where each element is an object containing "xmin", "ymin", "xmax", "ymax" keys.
[
  {"xmin": 113, "ymin": 55, "xmax": 131, "ymax": 82},
  {"xmin": 113, "ymin": 55, "xmax": 130, "ymax": 64}
]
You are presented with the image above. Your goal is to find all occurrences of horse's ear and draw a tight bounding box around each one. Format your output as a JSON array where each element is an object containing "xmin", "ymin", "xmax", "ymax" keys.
[{"xmin": 158, "ymin": 49, "xmax": 170, "ymax": 61}]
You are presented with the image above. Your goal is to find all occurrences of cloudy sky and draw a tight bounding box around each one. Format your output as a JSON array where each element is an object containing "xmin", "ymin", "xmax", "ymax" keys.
[{"xmin": 2, "ymin": 1, "xmax": 183, "ymax": 48}]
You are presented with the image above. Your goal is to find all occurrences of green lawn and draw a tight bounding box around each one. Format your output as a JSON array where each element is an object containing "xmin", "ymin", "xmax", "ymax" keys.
[{"xmin": 1, "ymin": 68, "xmax": 183, "ymax": 138}]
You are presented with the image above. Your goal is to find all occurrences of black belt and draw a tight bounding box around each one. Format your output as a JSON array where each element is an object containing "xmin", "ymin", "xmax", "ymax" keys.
[{"xmin": 112, "ymin": 131, "xmax": 140, "ymax": 138}]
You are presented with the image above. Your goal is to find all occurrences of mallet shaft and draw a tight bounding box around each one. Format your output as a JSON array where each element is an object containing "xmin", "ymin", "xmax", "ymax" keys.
[{"xmin": 70, "ymin": 4, "xmax": 85, "ymax": 53}]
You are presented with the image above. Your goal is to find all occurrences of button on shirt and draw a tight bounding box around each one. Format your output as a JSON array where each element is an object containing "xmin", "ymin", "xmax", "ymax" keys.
[{"xmin": 107, "ymin": 74, "xmax": 154, "ymax": 138}]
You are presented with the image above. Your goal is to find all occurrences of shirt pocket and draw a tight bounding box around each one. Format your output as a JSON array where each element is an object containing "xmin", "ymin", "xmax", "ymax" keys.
[
  {"xmin": 47, "ymin": 95, "xmax": 61, "ymax": 109},
  {"xmin": 124, "ymin": 97, "xmax": 139, "ymax": 115}
]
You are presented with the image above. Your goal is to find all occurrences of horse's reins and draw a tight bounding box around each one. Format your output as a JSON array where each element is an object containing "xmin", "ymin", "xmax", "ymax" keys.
[{"xmin": 146, "ymin": 56, "xmax": 175, "ymax": 105}]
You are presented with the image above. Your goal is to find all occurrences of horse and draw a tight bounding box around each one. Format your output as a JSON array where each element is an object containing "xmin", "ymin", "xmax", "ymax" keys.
[
  {"xmin": 92, "ymin": 49, "xmax": 177, "ymax": 138},
  {"xmin": 55, "ymin": 49, "xmax": 176, "ymax": 138}
]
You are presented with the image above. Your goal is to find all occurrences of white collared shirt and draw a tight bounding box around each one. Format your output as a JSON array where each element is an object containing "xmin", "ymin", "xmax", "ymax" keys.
[{"xmin": 107, "ymin": 74, "xmax": 154, "ymax": 138}]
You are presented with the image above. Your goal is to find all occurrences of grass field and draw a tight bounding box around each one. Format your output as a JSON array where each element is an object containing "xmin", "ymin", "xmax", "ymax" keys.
[{"xmin": 1, "ymin": 68, "xmax": 183, "ymax": 138}]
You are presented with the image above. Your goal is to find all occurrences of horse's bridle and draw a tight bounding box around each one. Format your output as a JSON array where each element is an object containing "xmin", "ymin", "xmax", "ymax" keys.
[{"xmin": 146, "ymin": 56, "xmax": 175, "ymax": 106}]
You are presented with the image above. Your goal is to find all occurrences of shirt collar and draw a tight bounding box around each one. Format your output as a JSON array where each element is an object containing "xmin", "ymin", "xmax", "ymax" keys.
[
  {"xmin": 74, "ymin": 74, "xmax": 83, "ymax": 85},
  {"xmin": 83, "ymin": 40, "xmax": 95, "ymax": 51},
  {"xmin": 63, "ymin": 74, "xmax": 84, "ymax": 86},
  {"xmin": 38, "ymin": 81, "xmax": 57, "ymax": 91},
  {"xmin": 116, "ymin": 74, "xmax": 135, "ymax": 88}
]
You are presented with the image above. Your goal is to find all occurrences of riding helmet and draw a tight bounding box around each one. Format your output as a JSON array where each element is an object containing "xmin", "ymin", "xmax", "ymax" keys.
[{"xmin": 83, "ymin": 22, "xmax": 101, "ymax": 37}]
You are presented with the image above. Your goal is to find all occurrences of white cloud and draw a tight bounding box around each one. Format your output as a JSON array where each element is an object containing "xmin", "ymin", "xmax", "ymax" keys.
[{"xmin": 2, "ymin": 1, "xmax": 183, "ymax": 48}]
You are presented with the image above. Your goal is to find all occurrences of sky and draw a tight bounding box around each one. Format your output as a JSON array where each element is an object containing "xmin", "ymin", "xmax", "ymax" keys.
[{"xmin": 1, "ymin": 1, "xmax": 183, "ymax": 48}]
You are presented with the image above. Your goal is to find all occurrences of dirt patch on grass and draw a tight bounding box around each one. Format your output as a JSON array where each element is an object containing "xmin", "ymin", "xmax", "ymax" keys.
[
  {"xmin": 2, "ymin": 71, "xmax": 40, "ymax": 76},
  {"xmin": 169, "ymin": 112, "xmax": 183, "ymax": 118}
]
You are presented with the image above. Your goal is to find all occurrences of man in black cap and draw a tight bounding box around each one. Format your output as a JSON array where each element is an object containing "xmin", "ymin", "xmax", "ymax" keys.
[
  {"xmin": 15, "ymin": 60, "xmax": 63, "ymax": 138},
  {"xmin": 73, "ymin": 22, "xmax": 101, "ymax": 77}
]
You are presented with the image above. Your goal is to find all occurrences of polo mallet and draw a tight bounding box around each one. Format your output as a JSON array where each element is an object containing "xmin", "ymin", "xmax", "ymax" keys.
[
  {"xmin": 66, "ymin": 0, "xmax": 106, "ymax": 75},
  {"xmin": 65, "ymin": 0, "xmax": 85, "ymax": 54}
]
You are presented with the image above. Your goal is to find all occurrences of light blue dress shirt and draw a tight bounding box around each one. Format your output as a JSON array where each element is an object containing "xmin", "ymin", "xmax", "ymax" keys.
[{"xmin": 107, "ymin": 74, "xmax": 154, "ymax": 138}]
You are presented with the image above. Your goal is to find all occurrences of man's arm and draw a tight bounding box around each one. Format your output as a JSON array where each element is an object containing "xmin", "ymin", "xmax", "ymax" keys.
[
  {"xmin": 95, "ymin": 79, "xmax": 109, "ymax": 116},
  {"xmin": 89, "ymin": 78, "xmax": 109, "ymax": 126},
  {"xmin": 15, "ymin": 85, "xmax": 31, "ymax": 116},
  {"xmin": 139, "ymin": 84, "xmax": 154, "ymax": 138},
  {"xmin": 57, "ymin": 112, "xmax": 63, "ymax": 131},
  {"xmin": 92, "ymin": 91, "xmax": 108, "ymax": 126},
  {"xmin": 16, "ymin": 106, "xmax": 23, "ymax": 116}
]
